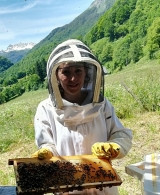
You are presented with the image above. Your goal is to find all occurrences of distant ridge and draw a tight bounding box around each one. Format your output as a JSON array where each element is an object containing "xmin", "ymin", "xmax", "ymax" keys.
[
  {"xmin": 1, "ymin": 42, "xmax": 36, "ymax": 53},
  {"xmin": 0, "ymin": 42, "xmax": 36, "ymax": 64}
]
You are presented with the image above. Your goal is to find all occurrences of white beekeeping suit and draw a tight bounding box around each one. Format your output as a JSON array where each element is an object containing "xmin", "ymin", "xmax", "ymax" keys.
[{"xmin": 34, "ymin": 39, "xmax": 132, "ymax": 195}]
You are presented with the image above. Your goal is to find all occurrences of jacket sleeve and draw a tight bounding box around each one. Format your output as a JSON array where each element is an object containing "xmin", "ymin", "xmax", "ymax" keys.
[
  {"xmin": 34, "ymin": 100, "xmax": 59, "ymax": 156},
  {"xmin": 105, "ymin": 100, "xmax": 132, "ymax": 159}
]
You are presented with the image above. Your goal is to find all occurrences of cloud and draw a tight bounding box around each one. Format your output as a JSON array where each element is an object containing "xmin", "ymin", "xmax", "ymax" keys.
[
  {"xmin": 0, "ymin": 2, "xmax": 37, "ymax": 14},
  {"xmin": 0, "ymin": 0, "xmax": 55, "ymax": 15},
  {"xmin": 35, "ymin": 0, "xmax": 54, "ymax": 5}
]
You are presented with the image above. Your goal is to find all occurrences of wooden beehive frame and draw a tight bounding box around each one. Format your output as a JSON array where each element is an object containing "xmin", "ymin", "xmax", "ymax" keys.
[{"xmin": 9, "ymin": 155, "xmax": 122, "ymax": 195}]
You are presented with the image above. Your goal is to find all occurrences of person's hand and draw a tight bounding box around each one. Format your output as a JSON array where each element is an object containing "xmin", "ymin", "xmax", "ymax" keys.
[
  {"xmin": 91, "ymin": 142, "xmax": 120, "ymax": 159},
  {"xmin": 31, "ymin": 148, "xmax": 53, "ymax": 160}
]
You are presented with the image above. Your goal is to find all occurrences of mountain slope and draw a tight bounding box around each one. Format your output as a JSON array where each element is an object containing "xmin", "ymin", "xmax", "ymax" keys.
[
  {"xmin": 37, "ymin": 0, "xmax": 116, "ymax": 48},
  {"xmin": 85, "ymin": 0, "xmax": 160, "ymax": 72},
  {"xmin": 1, "ymin": 0, "xmax": 160, "ymax": 105},
  {"xmin": 0, "ymin": 43, "xmax": 36, "ymax": 64},
  {"xmin": 0, "ymin": 0, "xmax": 116, "ymax": 79},
  {"xmin": 0, "ymin": 56, "xmax": 13, "ymax": 73},
  {"xmin": 0, "ymin": 50, "xmax": 30, "ymax": 64}
]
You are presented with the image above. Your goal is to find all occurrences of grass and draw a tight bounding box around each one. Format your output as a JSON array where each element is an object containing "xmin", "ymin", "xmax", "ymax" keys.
[
  {"xmin": 0, "ymin": 89, "xmax": 48, "ymax": 153},
  {"xmin": 105, "ymin": 60, "xmax": 160, "ymax": 118},
  {"xmin": 0, "ymin": 59, "xmax": 160, "ymax": 194},
  {"xmin": 0, "ymin": 89, "xmax": 48, "ymax": 185}
]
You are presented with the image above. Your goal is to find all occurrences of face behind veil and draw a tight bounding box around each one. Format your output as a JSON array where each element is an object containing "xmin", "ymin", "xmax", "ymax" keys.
[{"xmin": 47, "ymin": 39, "xmax": 105, "ymax": 109}]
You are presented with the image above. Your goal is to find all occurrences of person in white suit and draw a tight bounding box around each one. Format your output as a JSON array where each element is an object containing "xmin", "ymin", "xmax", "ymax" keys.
[{"xmin": 32, "ymin": 39, "xmax": 132, "ymax": 195}]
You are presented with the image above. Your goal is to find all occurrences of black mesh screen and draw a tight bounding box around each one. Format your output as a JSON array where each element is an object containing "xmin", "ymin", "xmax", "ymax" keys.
[
  {"xmin": 49, "ymin": 46, "xmax": 70, "ymax": 64},
  {"xmin": 77, "ymin": 44, "xmax": 91, "ymax": 52},
  {"xmin": 80, "ymin": 51, "xmax": 97, "ymax": 61},
  {"xmin": 53, "ymin": 51, "xmax": 74, "ymax": 65}
]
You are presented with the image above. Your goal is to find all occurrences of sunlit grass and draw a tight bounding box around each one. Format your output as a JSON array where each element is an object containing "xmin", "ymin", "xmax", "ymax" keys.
[
  {"xmin": 0, "ymin": 89, "xmax": 48, "ymax": 153},
  {"xmin": 104, "ymin": 60, "xmax": 160, "ymax": 118}
]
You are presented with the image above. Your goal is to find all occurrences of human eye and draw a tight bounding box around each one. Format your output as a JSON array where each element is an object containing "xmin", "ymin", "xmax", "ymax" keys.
[
  {"xmin": 75, "ymin": 67, "xmax": 83, "ymax": 74},
  {"xmin": 61, "ymin": 69, "xmax": 70, "ymax": 76}
]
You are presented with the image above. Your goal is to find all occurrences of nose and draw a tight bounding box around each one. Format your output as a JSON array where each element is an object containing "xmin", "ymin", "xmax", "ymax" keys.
[
  {"xmin": 69, "ymin": 71, "xmax": 77, "ymax": 81},
  {"xmin": 70, "ymin": 74, "xmax": 76, "ymax": 81}
]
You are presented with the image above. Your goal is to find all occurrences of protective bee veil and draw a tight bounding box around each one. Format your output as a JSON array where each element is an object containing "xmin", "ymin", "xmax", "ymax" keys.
[
  {"xmin": 47, "ymin": 39, "xmax": 105, "ymax": 126},
  {"xmin": 47, "ymin": 39, "xmax": 105, "ymax": 107}
]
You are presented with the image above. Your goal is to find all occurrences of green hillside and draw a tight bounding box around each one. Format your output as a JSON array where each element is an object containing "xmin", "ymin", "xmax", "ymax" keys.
[
  {"xmin": 0, "ymin": 0, "xmax": 117, "ymax": 104},
  {"xmin": 85, "ymin": 0, "xmax": 160, "ymax": 72},
  {"xmin": 0, "ymin": 49, "xmax": 30, "ymax": 64},
  {"xmin": 0, "ymin": 56, "xmax": 13, "ymax": 73},
  {"xmin": 0, "ymin": 0, "xmax": 160, "ymax": 105}
]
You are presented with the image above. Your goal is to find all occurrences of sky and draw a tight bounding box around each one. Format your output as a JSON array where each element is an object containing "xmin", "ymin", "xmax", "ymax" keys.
[{"xmin": 0, "ymin": 0, "xmax": 94, "ymax": 50}]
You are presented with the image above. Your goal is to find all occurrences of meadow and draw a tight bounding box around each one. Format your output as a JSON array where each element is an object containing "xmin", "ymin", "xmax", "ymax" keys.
[{"xmin": 0, "ymin": 59, "xmax": 159, "ymax": 194}]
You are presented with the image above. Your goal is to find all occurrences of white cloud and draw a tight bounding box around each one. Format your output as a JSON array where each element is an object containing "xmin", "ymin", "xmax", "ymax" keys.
[
  {"xmin": 0, "ymin": 2, "xmax": 37, "ymax": 14},
  {"xmin": 35, "ymin": 0, "xmax": 54, "ymax": 5}
]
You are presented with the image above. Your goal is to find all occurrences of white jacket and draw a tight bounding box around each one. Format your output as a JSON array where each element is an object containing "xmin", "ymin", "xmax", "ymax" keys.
[{"xmin": 34, "ymin": 94, "xmax": 132, "ymax": 195}]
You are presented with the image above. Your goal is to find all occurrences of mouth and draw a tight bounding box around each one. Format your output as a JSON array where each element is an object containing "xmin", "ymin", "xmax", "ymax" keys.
[{"xmin": 68, "ymin": 83, "xmax": 79, "ymax": 88}]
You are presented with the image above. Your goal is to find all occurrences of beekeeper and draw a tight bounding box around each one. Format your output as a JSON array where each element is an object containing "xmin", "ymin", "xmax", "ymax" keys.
[{"xmin": 32, "ymin": 39, "xmax": 132, "ymax": 195}]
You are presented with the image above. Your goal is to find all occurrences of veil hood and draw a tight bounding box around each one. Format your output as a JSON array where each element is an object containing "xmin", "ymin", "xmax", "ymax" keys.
[{"xmin": 47, "ymin": 39, "xmax": 105, "ymax": 109}]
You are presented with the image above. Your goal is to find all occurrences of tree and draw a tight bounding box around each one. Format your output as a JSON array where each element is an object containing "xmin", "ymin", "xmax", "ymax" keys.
[
  {"xmin": 0, "ymin": 92, "xmax": 5, "ymax": 104},
  {"xmin": 16, "ymin": 71, "xmax": 26, "ymax": 79},
  {"xmin": 0, "ymin": 56, "xmax": 13, "ymax": 73},
  {"xmin": 112, "ymin": 36, "xmax": 131, "ymax": 70},
  {"xmin": 34, "ymin": 58, "xmax": 47, "ymax": 82},
  {"xmin": 146, "ymin": 17, "xmax": 160, "ymax": 59},
  {"xmin": 26, "ymin": 74, "xmax": 41, "ymax": 91},
  {"xmin": 3, "ymin": 76, "xmax": 18, "ymax": 86},
  {"xmin": 100, "ymin": 43, "xmax": 113, "ymax": 64},
  {"xmin": 115, "ymin": 5, "xmax": 130, "ymax": 24},
  {"xmin": 129, "ymin": 40, "xmax": 143, "ymax": 62}
]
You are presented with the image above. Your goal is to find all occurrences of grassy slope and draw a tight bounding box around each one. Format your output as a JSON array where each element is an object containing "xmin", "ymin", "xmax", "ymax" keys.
[
  {"xmin": 0, "ymin": 90, "xmax": 48, "ymax": 185},
  {"xmin": 0, "ymin": 60, "xmax": 160, "ymax": 194}
]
